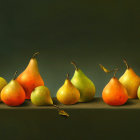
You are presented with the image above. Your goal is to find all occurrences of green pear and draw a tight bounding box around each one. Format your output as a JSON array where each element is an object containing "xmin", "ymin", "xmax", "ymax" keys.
[
  {"xmin": 31, "ymin": 85, "xmax": 69, "ymax": 117},
  {"xmin": 31, "ymin": 86, "xmax": 53, "ymax": 106},
  {"xmin": 0, "ymin": 77, "xmax": 7, "ymax": 101},
  {"xmin": 71, "ymin": 61, "xmax": 96, "ymax": 102}
]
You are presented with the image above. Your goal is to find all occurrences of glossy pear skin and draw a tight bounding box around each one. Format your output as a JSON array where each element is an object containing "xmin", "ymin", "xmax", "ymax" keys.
[
  {"xmin": 0, "ymin": 77, "xmax": 7, "ymax": 101},
  {"xmin": 31, "ymin": 86, "xmax": 53, "ymax": 106},
  {"xmin": 1, "ymin": 80, "xmax": 25, "ymax": 106},
  {"xmin": 17, "ymin": 58, "xmax": 44, "ymax": 99},
  {"xmin": 71, "ymin": 69, "xmax": 95, "ymax": 102},
  {"xmin": 119, "ymin": 68, "xmax": 140, "ymax": 99},
  {"xmin": 57, "ymin": 79, "xmax": 80, "ymax": 105},
  {"xmin": 102, "ymin": 77, "xmax": 128, "ymax": 106}
]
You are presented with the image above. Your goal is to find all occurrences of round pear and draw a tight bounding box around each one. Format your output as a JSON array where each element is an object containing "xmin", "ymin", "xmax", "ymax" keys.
[
  {"xmin": 102, "ymin": 77, "xmax": 128, "ymax": 106},
  {"xmin": 31, "ymin": 86, "xmax": 53, "ymax": 106},
  {"xmin": 57, "ymin": 74, "xmax": 80, "ymax": 105},
  {"xmin": 100, "ymin": 64, "xmax": 128, "ymax": 106},
  {"xmin": 1, "ymin": 72, "xmax": 25, "ymax": 106}
]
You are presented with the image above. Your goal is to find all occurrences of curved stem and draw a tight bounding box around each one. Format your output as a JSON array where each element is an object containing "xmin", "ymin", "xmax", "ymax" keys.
[
  {"xmin": 13, "ymin": 71, "xmax": 18, "ymax": 80},
  {"xmin": 123, "ymin": 58, "xmax": 129, "ymax": 69},
  {"xmin": 71, "ymin": 61, "xmax": 78, "ymax": 70},
  {"xmin": 52, "ymin": 104, "xmax": 69, "ymax": 118},
  {"xmin": 32, "ymin": 52, "xmax": 40, "ymax": 58}
]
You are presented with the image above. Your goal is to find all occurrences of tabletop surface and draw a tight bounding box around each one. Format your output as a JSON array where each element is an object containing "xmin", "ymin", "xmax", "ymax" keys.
[{"xmin": 0, "ymin": 98, "xmax": 140, "ymax": 110}]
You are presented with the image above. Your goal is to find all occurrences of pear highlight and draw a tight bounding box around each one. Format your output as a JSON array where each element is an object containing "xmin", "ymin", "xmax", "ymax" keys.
[
  {"xmin": 100, "ymin": 64, "xmax": 128, "ymax": 106},
  {"xmin": 1, "ymin": 71, "xmax": 25, "ymax": 106},
  {"xmin": 119, "ymin": 59, "xmax": 140, "ymax": 99},
  {"xmin": 57, "ymin": 74, "xmax": 80, "ymax": 105},
  {"xmin": 71, "ymin": 61, "xmax": 95, "ymax": 102},
  {"xmin": 16, "ymin": 52, "xmax": 44, "ymax": 99}
]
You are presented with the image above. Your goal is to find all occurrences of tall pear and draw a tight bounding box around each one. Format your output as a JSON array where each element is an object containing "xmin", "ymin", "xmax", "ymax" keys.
[
  {"xmin": 1, "ymin": 71, "xmax": 25, "ymax": 106},
  {"xmin": 16, "ymin": 52, "xmax": 44, "ymax": 99},
  {"xmin": 119, "ymin": 59, "xmax": 140, "ymax": 99},
  {"xmin": 71, "ymin": 62, "xmax": 95, "ymax": 102}
]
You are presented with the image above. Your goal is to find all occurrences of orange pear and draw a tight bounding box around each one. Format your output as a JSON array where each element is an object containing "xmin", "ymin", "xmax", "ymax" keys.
[
  {"xmin": 1, "ymin": 71, "xmax": 25, "ymax": 106},
  {"xmin": 16, "ymin": 52, "xmax": 44, "ymax": 99},
  {"xmin": 100, "ymin": 65, "xmax": 128, "ymax": 106},
  {"xmin": 119, "ymin": 59, "xmax": 140, "ymax": 99}
]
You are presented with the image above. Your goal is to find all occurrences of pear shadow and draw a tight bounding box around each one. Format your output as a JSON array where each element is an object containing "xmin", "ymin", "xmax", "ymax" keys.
[
  {"xmin": 77, "ymin": 98, "xmax": 102, "ymax": 104},
  {"xmin": 17, "ymin": 100, "xmax": 31, "ymax": 107},
  {"xmin": 124, "ymin": 100, "xmax": 138, "ymax": 106}
]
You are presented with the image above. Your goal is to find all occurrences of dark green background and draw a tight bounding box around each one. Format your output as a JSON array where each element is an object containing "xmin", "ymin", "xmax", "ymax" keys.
[{"xmin": 0, "ymin": 0, "xmax": 140, "ymax": 97}]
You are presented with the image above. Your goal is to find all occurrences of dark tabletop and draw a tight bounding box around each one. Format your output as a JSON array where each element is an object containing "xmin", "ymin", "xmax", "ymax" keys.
[
  {"xmin": 0, "ymin": 97, "xmax": 139, "ymax": 110},
  {"xmin": 1, "ymin": 98, "xmax": 140, "ymax": 140}
]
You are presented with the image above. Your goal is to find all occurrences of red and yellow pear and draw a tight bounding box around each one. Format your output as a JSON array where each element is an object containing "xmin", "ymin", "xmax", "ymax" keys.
[
  {"xmin": 16, "ymin": 52, "xmax": 44, "ymax": 99},
  {"xmin": 1, "ymin": 71, "xmax": 25, "ymax": 106},
  {"xmin": 119, "ymin": 59, "xmax": 140, "ymax": 99},
  {"xmin": 100, "ymin": 64, "xmax": 128, "ymax": 106}
]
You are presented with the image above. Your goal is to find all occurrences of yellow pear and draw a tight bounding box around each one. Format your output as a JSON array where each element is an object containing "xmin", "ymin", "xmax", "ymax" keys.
[
  {"xmin": 57, "ymin": 74, "xmax": 80, "ymax": 105},
  {"xmin": 119, "ymin": 59, "xmax": 140, "ymax": 99},
  {"xmin": 0, "ymin": 77, "xmax": 7, "ymax": 101}
]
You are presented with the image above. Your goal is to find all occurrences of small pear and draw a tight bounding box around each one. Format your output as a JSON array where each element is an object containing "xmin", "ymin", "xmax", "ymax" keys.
[
  {"xmin": 31, "ymin": 85, "xmax": 69, "ymax": 117},
  {"xmin": 119, "ymin": 59, "xmax": 140, "ymax": 99},
  {"xmin": 31, "ymin": 86, "xmax": 53, "ymax": 106},
  {"xmin": 16, "ymin": 52, "xmax": 44, "ymax": 99},
  {"xmin": 57, "ymin": 74, "xmax": 80, "ymax": 105},
  {"xmin": 71, "ymin": 61, "xmax": 95, "ymax": 102},
  {"xmin": 0, "ymin": 77, "xmax": 7, "ymax": 101},
  {"xmin": 1, "ymin": 71, "xmax": 25, "ymax": 106},
  {"xmin": 100, "ymin": 65, "xmax": 128, "ymax": 106}
]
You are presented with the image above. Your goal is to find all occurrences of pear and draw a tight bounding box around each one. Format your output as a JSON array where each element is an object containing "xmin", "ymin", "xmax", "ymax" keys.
[
  {"xmin": 71, "ymin": 61, "xmax": 95, "ymax": 102},
  {"xmin": 56, "ymin": 74, "xmax": 80, "ymax": 105},
  {"xmin": 137, "ymin": 86, "xmax": 140, "ymax": 99},
  {"xmin": 1, "ymin": 71, "xmax": 25, "ymax": 106},
  {"xmin": 0, "ymin": 77, "xmax": 7, "ymax": 101},
  {"xmin": 31, "ymin": 86, "xmax": 53, "ymax": 106},
  {"xmin": 16, "ymin": 52, "xmax": 44, "ymax": 99},
  {"xmin": 119, "ymin": 59, "xmax": 140, "ymax": 99},
  {"xmin": 31, "ymin": 85, "xmax": 69, "ymax": 117},
  {"xmin": 100, "ymin": 65, "xmax": 128, "ymax": 106}
]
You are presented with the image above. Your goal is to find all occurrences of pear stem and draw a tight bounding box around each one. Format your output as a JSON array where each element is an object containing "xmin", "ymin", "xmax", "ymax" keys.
[
  {"xmin": 113, "ymin": 68, "xmax": 119, "ymax": 77},
  {"xmin": 66, "ymin": 73, "xmax": 69, "ymax": 79},
  {"xmin": 13, "ymin": 71, "xmax": 18, "ymax": 80},
  {"xmin": 52, "ymin": 104, "xmax": 69, "ymax": 118},
  {"xmin": 32, "ymin": 52, "xmax": 40, "ymax": 58},
  {"xmin": 123, "ymin": 58, "xmax": 129, "ymax": 69},
  {"xmin": 71, "ymin": 61, "xmax": 78, "ymax": 70}
]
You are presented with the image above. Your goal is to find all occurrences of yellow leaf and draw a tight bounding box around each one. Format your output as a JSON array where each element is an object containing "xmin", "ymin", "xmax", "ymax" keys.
[
  {"xmin": 99, "ymin": 64, "xmax": 110, "ymax": 73},
  {"xmin": 59, "ymin": 110, "xmax": 69, "ymax": 118}
]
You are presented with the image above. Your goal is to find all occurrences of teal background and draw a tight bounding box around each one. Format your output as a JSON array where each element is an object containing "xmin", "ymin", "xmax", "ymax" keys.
[{"xmin": 0, "ymin": 0, "xmax": 140, "ymax": 97}]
